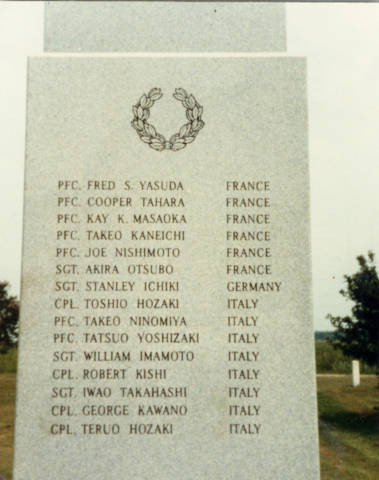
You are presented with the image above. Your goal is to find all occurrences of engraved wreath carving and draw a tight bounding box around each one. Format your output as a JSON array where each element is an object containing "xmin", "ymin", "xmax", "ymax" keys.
[{"xmin": 131, "ymin": 88, "xmax": 205, "ymax": 151}]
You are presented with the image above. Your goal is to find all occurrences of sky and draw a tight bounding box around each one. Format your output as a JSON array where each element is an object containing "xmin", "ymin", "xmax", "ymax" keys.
[{"xmin": 0, "ymin": 2, "xmax": 378, "ymax": 331}]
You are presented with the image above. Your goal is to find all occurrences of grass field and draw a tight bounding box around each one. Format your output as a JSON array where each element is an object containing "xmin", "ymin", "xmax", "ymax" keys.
[
  {"xmin": 317, "ymin": 375, "xmax": 379, "ymax": 479},
  {"xmin": 0, "ymin": 374, "xmax": 16, "ymax": 480},
  {"xmin": 0, "ymin": 373, "xmax": 378, "ymax": 479}
]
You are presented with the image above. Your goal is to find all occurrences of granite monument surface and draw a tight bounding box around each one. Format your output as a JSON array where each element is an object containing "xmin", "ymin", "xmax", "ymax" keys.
[
  {"xmin": 14, "ymin": 56, "xmax": 320, "ymax": 479},
  {"xmin": 44, "ymin": 1, "xmax": 286, "ymax": 52}
]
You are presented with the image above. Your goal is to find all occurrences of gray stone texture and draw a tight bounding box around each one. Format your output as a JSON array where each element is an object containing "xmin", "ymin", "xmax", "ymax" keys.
[
  {"xmin": 44, "ymin": 2, "xmax": 286, "ymax": 52},
  {"xmin": 14, "ymin": 56, "xmax": 319, "ymax": 479}
]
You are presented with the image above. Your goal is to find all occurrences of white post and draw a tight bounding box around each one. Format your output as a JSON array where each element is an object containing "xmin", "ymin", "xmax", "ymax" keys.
[{"xmin": 352, "ymin": 360, "xmax": 360, "ymax": 387}]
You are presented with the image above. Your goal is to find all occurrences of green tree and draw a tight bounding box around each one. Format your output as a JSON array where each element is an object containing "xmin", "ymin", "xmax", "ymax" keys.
[
  {"xmin": 327, "ymin": 252, "xmax": 379, "ymax": 370},
  {"xmin": 0, "ymin": 282, "xmax": 19, "ymax": 353}
]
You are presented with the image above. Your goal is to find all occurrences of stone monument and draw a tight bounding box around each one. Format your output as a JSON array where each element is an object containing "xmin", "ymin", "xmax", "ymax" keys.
[{"xmin": 13, "ymin": 4, "xmax": 320, "ymax": 480}]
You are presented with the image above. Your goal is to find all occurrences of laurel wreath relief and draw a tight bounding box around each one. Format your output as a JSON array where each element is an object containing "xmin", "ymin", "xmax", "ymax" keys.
[{"xmin": 131, "ymin": 88, "xmax": 205, "ymax": 151}]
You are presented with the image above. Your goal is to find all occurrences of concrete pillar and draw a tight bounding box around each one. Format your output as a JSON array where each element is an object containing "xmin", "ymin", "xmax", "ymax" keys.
[{"xmin": 352, "ymin": 360, "xmax": 360, "ymax": 387}]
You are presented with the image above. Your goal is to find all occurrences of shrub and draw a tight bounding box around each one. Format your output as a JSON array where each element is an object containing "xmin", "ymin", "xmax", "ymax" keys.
[
  {"xmin": 316, "ymin": 341, "xmax": 376, "ymax": 374},
  {"xmin": 0, "ymin": 347, "xmax": 18, "ymax": 373}
]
